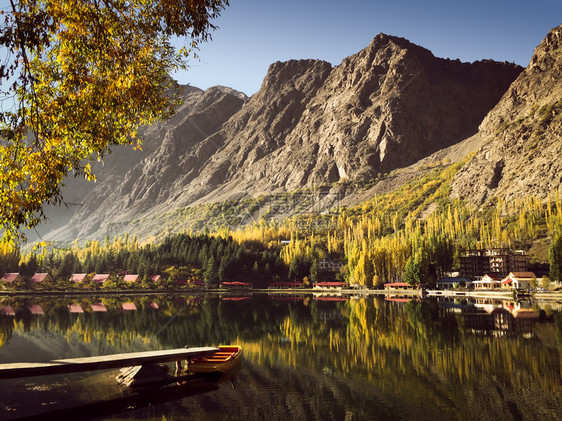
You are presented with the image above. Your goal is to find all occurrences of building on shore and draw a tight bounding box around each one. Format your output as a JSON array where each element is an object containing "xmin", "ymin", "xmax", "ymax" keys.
[
  {"xmin": 28, "ymin": 273, "xmax": 53, "ymax": 289},
  {"xmin": 501, "ymin": 272, "xmax": 537, "ymax": 290},
  {"xmin": 460, "ymin": 248, "xmax": 528, "ymax": 280},
  {"xmin": 436, "ymin": 277, "xmax": 473, "ymax": 290},
  {"xmin": 473, "ymin": 274, "xmax": 502, "ymax": 290},
  {"xmin": 384, "ymin": 282, "xmax": 414, "ymax": 291},
  {"xmin": 0, "ymin": 273, "xmax": 23, "ymax": 284},
  {"xmin": 221, "ymin": 281, "xmax": 253, "ymax": 290}
]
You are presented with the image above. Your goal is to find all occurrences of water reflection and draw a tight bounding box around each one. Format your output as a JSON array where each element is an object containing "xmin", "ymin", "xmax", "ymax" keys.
[{"xmin": 0, "ymin": 294, "xmax": 560, "ymax": 420}]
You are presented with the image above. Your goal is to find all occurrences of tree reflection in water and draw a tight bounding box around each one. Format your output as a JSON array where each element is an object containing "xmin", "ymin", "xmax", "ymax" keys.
[{"xmin": 0, "ymin": 294, "xmax": 560, "ymax": 420}]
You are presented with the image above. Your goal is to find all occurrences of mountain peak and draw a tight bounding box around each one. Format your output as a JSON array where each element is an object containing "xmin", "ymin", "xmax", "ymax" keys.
[
  {"xmin": 529, "ymin": 24, "xmax": 562, "ymax": 70},
  {"xmin": 41, "ymin": 34, "xmax": 525, "ymax": 242}
]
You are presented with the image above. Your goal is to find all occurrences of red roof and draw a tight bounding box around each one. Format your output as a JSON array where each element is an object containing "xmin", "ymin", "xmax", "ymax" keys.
[
  {"xmin": 149, "ymin": 275, "xmax": 161, "ymax": 282},
  {"xmin": 92, "ymin": 274, "xmax": 110, "ymax": 283},
  {"xmin": 314, "ymin": 282, "xmax": 347, "ymax": 287},
  {"xmin": 90, "ymin": 303, "xmax": 107, "ymax": 312},
  {"xmin": 68, "ymin": 304, "xmax": 84, "ymax": 313},
  {"xmin": 123, "ymin": 274, "xmax": 139, "ymax": 282},
  {"xmin": 222, "ymin": 281, "xmax": 253, "ymax": 286},
  {"xmin": 122, "ymin": 302, "xmax": 137, "ymax": 311},
  {"xmin": 148, "ymin": 302, "xmax": 159, "ymax": 309},
  {"xmin": 70, "ymin": 274, "xmax": 88, "ymax": 283},
  {"xmin": 1, "ymin": 273, "xmax": 21, "ymax": 283},
  {"xmin": 384, "ymin": 282, "xmax": 411, "ymax": 287},
  {"xmin": 29, "ymin": 273, "xmax": 50, "ymax": 283}
]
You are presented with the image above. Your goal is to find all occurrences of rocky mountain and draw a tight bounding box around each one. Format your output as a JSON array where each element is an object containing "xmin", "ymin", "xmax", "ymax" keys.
[
  {"xmin": 450, "ymin": 24, "xmax": 562, "ymax": 206},
  {"xmin": 41, "ymin": 85, "xmax": 247, "ymax": 240},
  {"xmin": 42, "ymin": 33, "xmax": 523, "ymax": 242}
]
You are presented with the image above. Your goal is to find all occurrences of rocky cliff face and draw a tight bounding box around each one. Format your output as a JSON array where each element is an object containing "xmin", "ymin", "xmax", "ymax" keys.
[
  {"xmin": 184, "ymin": 34, "xmax": 521, "ymax": 201},
  {"xmin": 450, "ymin": 25, "xmax": 562, "ymax": 206},
  {"xmin": 43, "ymin": 85, "xmax": 247, "ymax": 240},
  {"xmin": 43, "ymin": 34, "xmax": 523, "ymax": 242}
]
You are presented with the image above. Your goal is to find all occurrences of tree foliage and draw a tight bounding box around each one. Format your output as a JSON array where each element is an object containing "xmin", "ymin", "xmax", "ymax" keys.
[
  {"xmin": 548, "ymin": 231, "xmax": 562, "ymax": 282},
  {"xmin": 0, "ymin": 0, "xmax": 228, "ymax": 241}
]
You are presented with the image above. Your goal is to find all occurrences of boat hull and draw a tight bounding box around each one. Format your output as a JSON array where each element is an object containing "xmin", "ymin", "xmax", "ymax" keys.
[{"xmin": 189, "ymin": 346, "xmax": 242, "ymax": 374}]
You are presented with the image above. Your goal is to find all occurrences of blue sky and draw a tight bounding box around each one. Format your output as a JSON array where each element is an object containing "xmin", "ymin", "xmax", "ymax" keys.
[{"xmin": 172, "ymin": 0, "xmax": 562, "ymax": 96}]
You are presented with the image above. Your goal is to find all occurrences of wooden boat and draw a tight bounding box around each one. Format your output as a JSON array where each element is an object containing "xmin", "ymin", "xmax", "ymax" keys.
[{"xmin": 188, "ymin": 345, "xmax": 242, "ymax": 374}]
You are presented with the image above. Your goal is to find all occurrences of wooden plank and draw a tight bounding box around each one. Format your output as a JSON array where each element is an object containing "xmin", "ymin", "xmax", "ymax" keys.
[{"xmin": 0, "ymin": 347, "xmax": 219, "ymax": 379}]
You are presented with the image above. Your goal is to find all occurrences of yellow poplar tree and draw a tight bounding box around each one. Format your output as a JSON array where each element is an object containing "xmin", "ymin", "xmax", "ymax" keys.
[{"xmin": 0, "ymin": 0, "xmax": 229, "ymax": 242}]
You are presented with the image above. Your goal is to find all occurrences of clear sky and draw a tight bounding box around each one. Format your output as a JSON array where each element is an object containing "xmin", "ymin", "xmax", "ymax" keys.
[{"xmin": 172, "ymin": 0, "xmax": 562, "ymax": 96}]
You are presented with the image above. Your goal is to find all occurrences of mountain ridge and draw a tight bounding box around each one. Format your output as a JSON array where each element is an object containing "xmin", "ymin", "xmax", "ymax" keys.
[
  {"xmin": 39, "ymin": 32, "xmax": 532, "ymax": 242},
  {"xmin": 450, "ymin": 24, "xmax": 562, "ymax": 206}
]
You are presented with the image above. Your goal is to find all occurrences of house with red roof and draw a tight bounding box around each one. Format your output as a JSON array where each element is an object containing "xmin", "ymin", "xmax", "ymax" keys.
[
  {"xmin": 1, "ymin": 273, "xmax": 23, "ymax": 283},
  {"xmin": 70, "ymin": 273, "xmax": 88, "ymax": 283},
  {"xmin": 221, "ymin": 281, "xmax": 253, "ymax": 290},
  {"xmin": 123, "ymin": 274, "xmax": 140, "ymax": 283},
  {"xmin": 92, "ymin": 274, "xmax": 110, "ymax": 283},
  {"xmin": 501, "ymin": 272, "xmax": 536, "ymax": 290},
  {"xmin": 384, "ymin": 282, "xmax": 414, "ymax": 290},
  {"xmin": 28, "ymin": 273, "xmax": 53, "ymax": 289}
]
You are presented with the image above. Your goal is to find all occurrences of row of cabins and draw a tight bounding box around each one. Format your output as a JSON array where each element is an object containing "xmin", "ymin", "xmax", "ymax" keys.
[
  {"xmin": 0, "ymin": 273, "xmax": 348, "ymax": 290},
  {"xmin": 0, "ymin": 272, "xmax": 161, "ymax": 287}
]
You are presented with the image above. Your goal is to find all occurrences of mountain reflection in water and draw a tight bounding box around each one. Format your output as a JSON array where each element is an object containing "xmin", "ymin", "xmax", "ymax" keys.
[{"xmin": 0, "ymin": 294, "xmax": 560, "ymax": 420}]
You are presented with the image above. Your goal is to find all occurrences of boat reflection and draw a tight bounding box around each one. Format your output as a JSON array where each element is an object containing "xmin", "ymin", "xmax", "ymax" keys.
[{"xmin": 1, "ymin": 355, "xmax": 241, "ymax": 420}]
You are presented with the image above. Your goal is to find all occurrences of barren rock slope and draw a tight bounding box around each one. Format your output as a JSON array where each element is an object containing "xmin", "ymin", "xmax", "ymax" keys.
[{"xmin": 450, "ymin": 25, "xmax": 562, "ymax": 206}]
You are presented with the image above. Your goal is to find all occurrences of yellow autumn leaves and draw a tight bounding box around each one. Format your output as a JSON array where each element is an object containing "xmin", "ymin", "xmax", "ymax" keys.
[{"xmin": 0, "ymin": 0, "xmax": 228, "ymax": 243}]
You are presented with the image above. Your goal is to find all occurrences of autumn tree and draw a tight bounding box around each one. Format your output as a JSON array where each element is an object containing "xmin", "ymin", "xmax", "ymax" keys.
[
  {"xmin": 403, "ymin": 256, "xmax": 423, "ymax": 286},
  {"xmin": 0, "ymin": 0, "xmax": 229, "ymax": 242},
  {"xmin": 548, "ymin": 232, "xmax": 562, "ymax": 282}
]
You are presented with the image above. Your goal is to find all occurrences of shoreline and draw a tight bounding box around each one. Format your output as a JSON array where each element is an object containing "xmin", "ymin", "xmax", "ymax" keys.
[{"xmin": 1, "ymin": 288, "xmax": 561, "ymax": 301}]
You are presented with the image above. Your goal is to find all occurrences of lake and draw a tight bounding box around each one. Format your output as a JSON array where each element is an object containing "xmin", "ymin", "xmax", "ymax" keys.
[{"xmin": 0, "ymin": 294, "xmax": 560, "ymax": 420}]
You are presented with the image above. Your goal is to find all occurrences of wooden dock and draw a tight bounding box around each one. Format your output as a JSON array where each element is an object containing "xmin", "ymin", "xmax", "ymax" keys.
[{"xmin": 0, "ymin": 347, "xmax": 219, "ymax": 379}]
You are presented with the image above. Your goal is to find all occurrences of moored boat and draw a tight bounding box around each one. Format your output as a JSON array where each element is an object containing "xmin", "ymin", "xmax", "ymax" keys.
[{"xmin": 188, "ymin": 345, "xmax": 242, "ymax": 374}]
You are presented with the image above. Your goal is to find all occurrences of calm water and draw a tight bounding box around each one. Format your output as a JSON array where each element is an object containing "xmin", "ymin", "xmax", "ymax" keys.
[{"xmin": 0, "ymin": 294, "xmax": 560, "ymax": 420}]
